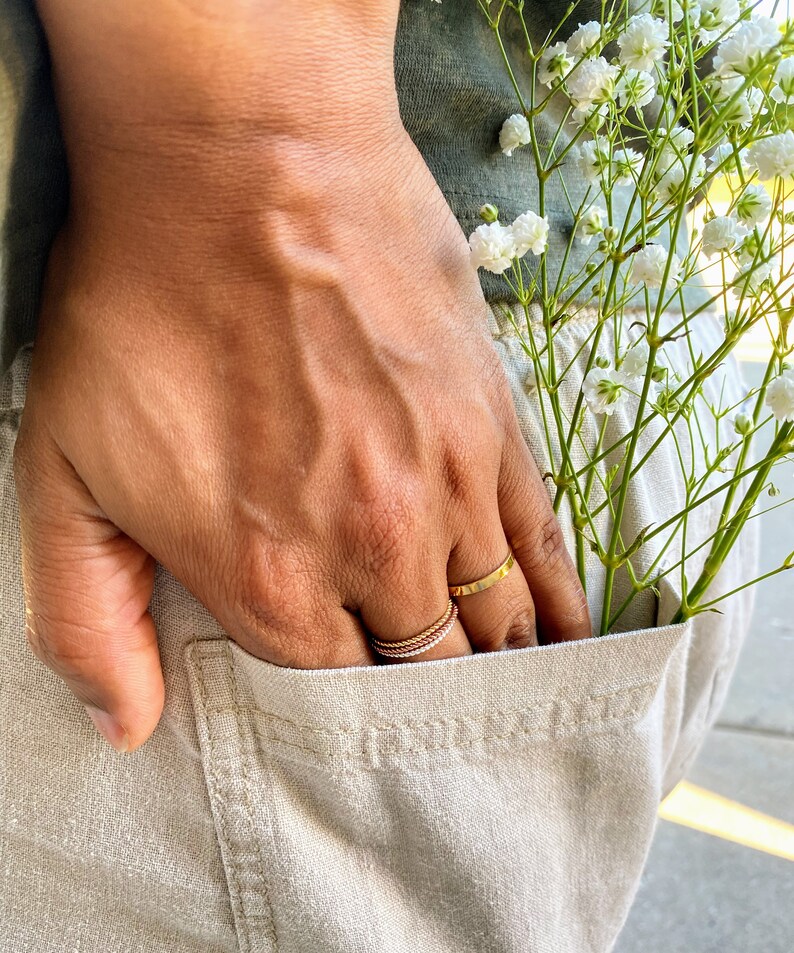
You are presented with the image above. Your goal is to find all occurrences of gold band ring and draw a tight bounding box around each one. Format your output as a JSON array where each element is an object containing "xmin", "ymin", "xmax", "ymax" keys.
[
  {"xmin": 370, "ymin": 598, "xmax": 458, "ymax": 658},
  {"xmin": 448, "ymin": 549, "xmax": 515, "ymax": 597}
]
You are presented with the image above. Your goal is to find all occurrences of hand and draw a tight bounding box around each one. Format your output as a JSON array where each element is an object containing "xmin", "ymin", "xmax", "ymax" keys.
[{"xmin": 14, "ymin": 2, "xmax": 591, "ymax": 753}]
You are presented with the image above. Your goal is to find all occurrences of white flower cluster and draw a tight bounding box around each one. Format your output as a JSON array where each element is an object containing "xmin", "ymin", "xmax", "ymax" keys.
[
  {"xmin": 566, "ymin": 13, "xmax": 668, "ymax": 126},
  {"xmin": 473, "ymin": 0, "xmax": 794, "ymax": 628},
  {"xmin": 499, "ymin": 113, "xmax": 531, "ymax": 157},
  {"xmin": 701, "ymin": 215, "xmax": 747, "ymax": 258},
  {"xmin": 713, "ymin": 15, "xmax": 781, "ymax": 77},
  {"xmin": 748, "ymin": 131, "xmax": 794, "ymax": 180},
  {"xmin": 577, "ymin": 205, "xmax": 606, "ymax": 246},
  {"xmin": 630, "ymin": 244, "xmax": 682, "ymax": 288},
  {"xmin": 501, "ymin": 12, "xmax": 671, "ymax": 143},
  {"xmin": 468, "ymin": 211, "xmax": 550, "ymax": 274}
]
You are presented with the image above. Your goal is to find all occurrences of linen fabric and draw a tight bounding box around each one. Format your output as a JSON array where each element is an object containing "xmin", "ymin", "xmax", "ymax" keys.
[
  {"xmin": 0, "ymin": 0, "xmax": 704, "ymax": 373},
  {"xmin": 0, "ymin": 298, "xmax": 758, "ymax": 951}
]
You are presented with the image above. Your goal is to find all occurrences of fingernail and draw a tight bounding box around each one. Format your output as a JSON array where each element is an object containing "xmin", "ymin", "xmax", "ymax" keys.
[{"xmin": 84, "ymin": 705, "xmax": 130, "ymax": 753}]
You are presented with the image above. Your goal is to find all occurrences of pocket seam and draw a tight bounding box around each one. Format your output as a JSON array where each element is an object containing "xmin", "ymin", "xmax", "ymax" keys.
[
  {"xmin": 203, "ymin": 679, "xmax": 656, "ymax": 735},
  {"xmin": 194, "ymin": 647, "xmax": 255, "ymax": 952},
  {"xmin": 193, "ymin": 644, "xmax": 280, "ymax": 949},
  {"xmin": 213, "ymin": 680, "xmax": 658, "ymax": 764},
  {"xmin": 248, "ymin": 691, "xmax": 651, "ymax": 760}
]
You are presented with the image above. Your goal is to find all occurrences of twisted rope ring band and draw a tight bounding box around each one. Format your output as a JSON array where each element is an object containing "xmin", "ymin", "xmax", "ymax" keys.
[{"xmin": 370, "ymin": 599, "xmax": 458, "ymax": 658}]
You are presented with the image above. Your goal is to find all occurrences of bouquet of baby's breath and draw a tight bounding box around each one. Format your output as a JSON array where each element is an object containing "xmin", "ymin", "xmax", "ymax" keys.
[{"xmin": 470, "ymin": 0, "xmax": 794, "ymax": 634}]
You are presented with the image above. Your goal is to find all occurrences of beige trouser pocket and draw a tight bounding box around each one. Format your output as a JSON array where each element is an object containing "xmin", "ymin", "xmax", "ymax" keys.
[{"xmin": 184, "ymin": 613, "xmax": 696, "ymax": 953}]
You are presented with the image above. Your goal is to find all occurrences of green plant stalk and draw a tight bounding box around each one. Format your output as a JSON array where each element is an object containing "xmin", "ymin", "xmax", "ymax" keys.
[{"xmin": 671, "ymin": 421, "xmax": 793, "ymax": 622}]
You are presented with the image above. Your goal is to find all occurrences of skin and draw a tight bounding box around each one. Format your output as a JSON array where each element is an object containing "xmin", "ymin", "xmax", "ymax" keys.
[{"xmin": 15, "ymin": 0, "xmax": 591, "ymax": 753}]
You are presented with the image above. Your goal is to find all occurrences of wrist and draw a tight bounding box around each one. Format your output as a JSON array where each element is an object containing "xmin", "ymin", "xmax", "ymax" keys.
[{"xmin": 37, "ymin": 0, "xmax": 403, "ymax": 187}]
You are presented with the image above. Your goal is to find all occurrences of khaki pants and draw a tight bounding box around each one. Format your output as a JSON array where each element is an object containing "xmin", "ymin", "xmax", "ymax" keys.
[{"xmin": 0, "ymin": 304, "xmax": 758, "ymax": 952}]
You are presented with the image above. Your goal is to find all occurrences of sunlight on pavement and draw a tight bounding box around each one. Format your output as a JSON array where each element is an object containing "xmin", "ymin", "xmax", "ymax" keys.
[{"xmin": 659, "ymin": 781, "xmax": 794, "ymax": 861}]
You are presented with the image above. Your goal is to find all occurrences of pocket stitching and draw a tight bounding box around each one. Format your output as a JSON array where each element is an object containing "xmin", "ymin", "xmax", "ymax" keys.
[
  {"xmin": 203, "ymin": 679, "xmax": 657, "ymax": 736},
  {"xmin": 249, "ymin": 698, "xmax": 650, "ymax": 760},
  {"xmin": 195, "ymin": 646, "xmax": 279, "ymax": 946},
  {"xmin": 195, "ymin": 648, "xmax": 254, "ymax": 952},
  {"xmin": 221, "ymin": 680, "xmax": 657, "ymax": 762}
]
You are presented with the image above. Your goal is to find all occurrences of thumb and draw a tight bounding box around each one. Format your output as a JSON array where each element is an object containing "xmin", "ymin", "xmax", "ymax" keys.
[{"xmin": 13, "ymin": 423, "xmax": 164, "ymax": 753}]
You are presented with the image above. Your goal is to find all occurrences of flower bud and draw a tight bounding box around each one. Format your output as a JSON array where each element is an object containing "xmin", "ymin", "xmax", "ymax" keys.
[
  {"xmin": 651, "ymin": 365, "xmax": 666, "ymax": 383},
  {"xmin": 603, "ymin": 226, "xmax": 619, "ymax": 243},
  {"xmin": 595, "ymin": 355, "xmax": 610, "ymax": 368},
  {"xmin": 733, "ymin": 413, "xmax": 752, "ymax": 435},
  {"xmin": 479, "ymin": 204, "xmax": 500, "ymax": 223}
]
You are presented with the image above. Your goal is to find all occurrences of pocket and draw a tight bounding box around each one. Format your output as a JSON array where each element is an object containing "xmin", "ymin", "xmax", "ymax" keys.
[{"xmin": 184, "ymin": 618, "xmax": 695, "ymax": 953}]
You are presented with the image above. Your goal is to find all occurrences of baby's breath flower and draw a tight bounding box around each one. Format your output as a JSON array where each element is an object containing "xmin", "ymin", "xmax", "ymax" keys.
[
  {"xmin": 566, "ymin": 57, "xmax": 620, "ymax": 112},
  {"xmin": 612, "ymin": 147, "xmax": 644, "ymax": 186},
  {"xmin": 736, "ymin": 229, "xmax": 777, "ymax": 270},
  {"xmin": 617, "ymin": 14, "xmax": 670, "ymax": 72},
  {"xmin": 701, "ymin": 215, "xmax": 748, "ymax": 257},
  {"xmin": 656, "ymin": 125, "xmax": 696, "ymax": 175},
  {"xmin": 571, "ymin": 102, "xmax": 610, "ymax": 129},
  {"xmin": 748, "ymin": 131, "xmax": 794, "ymax": 180},
  {"xmin": 618, "ymin": 338, "xmax": 651, "ymax": 380},
  {"xmin": 511, "ymin": 211, "xmax": 550, "ymax": 257},
  {"xmin": 765, "ymin": 367, "xmax": 794, "ymax": 422},
  {"xmin": 733, "ymin": 412, "xmax": 753, "ymax": 435},
  {"xmin": 468, "ymin": 222, "xmax": 516, "ymax": 274},
  {"xmin": 478, "ymin": 203, "xmax": 499, "ymax": 224},
  {"xmin": 567, "ymin": 21, "xmax": 605, "ymax": 59},
  {"xmin": 714, "ymin": 15, "xmax": 781, "ymax": 77},
  {"xmin": 577, "ymin": 205, "xmax": 606, "ymax": 245},
  {"xmin": 617, "ymin": 69, "xmax": 657, "ymax": 110},
  {"xmin": 582, "ymin": 365, "xmax": 626, "ymax": 415},
  {"xmin": 697, "ymin": 0, "xmax": 740, "ymax": 44},
  {"xmin": 713, "ymin": 74, "xmax": 765, "ymax": 127},
  {"xmin": 539, "ymin": 42, "xmax": 574, "ymax": 87},
  {"xmin": 735, "ymin": 184, "xmax": 772, "ymax": 227},
  {"xmin": 655, "ymin": 154, "xmax": 706, "ymax": 205},
  {"xmin": 630, "ymin": 244, "xmax": 682, "ymax": 287},
  {"xmin": 706, "ymin": 142, "xmax": 751, "ymax": 175},
  {"xmin": 733, "ymin": 259, "xmax": 773, "ymax": 295},
  {"xmin": 771, "ymin": 59, "xmax": 794, "ymax": 105},
  {"xmin": 574, "ymin": 140, "xmax": 610, "ymax": 184},
  {"xmin": 499, "ymin": 113, "xmax": 531, "ymax": 157},
  {"xmin": 666, "ymin": 1, "xmax": 691, "ymax": 25}
]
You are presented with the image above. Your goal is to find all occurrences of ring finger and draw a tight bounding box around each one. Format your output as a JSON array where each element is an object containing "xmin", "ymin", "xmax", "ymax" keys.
[
  {"xmin": 357, "ymin": 570, "xmax": 472, "ymax": 665},
  {"xmin": 447, "ymin": 529, "xmax": 538, "ymax": 652}
]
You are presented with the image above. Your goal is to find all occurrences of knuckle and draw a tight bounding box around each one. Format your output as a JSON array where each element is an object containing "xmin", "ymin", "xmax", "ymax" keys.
[
  {"xmin": 503, "ymin": 604, "xmax": 537, "ymax": 649},
  {"xmin": 566, "ymin": 583, "xmax": 592, "ymax": 633},
  {"xmin": 234, "ymin": 548, "xmax": 299, "ymax": 637},
  {"xmin": 516, "ymin": 511, "xmax": 567, "ymax": 575},
  {"xmin": 440, "ymin": 431, "xmax": 501, "ymax": 513},
  {"xmin": 471, "ymin": 592, "xmax": 535, "ymax": 652},
  {"xmin": 24, "ymin": 608, "xmax": 104, "ymax": 683},
  {"xmin": 230, "ymin": 536, "xmax": 327, "ymax": 663},
  {"xmin": 344, "ymin": 484, "xmax": 423, "ymax": 575}
]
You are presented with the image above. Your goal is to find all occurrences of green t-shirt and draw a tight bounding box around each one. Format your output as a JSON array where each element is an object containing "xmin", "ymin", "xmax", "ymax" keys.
[{"xmin": 0, "ymin": 0, "xmax": 705, "ymax": 373}]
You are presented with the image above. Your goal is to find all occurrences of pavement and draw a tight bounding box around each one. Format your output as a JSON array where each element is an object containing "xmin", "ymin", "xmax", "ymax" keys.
[{"xmin": 613, "ymin": 361, "xmax": 794, "ymax": 953}]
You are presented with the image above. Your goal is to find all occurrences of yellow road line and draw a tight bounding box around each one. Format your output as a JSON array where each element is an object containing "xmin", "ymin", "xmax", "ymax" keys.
[{"xmin": 659, "ymin": 781, "xmax": 794, "ymax": 861}]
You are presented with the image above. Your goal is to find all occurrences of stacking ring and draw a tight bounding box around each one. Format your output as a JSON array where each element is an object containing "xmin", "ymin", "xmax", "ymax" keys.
[
  {"xmin": 369, "ymin": 598, "xmax": 459, "ymax": 659},
  {"xmin": 448, "ymin": 549, "xmax": 515, "ymax": 597}
]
